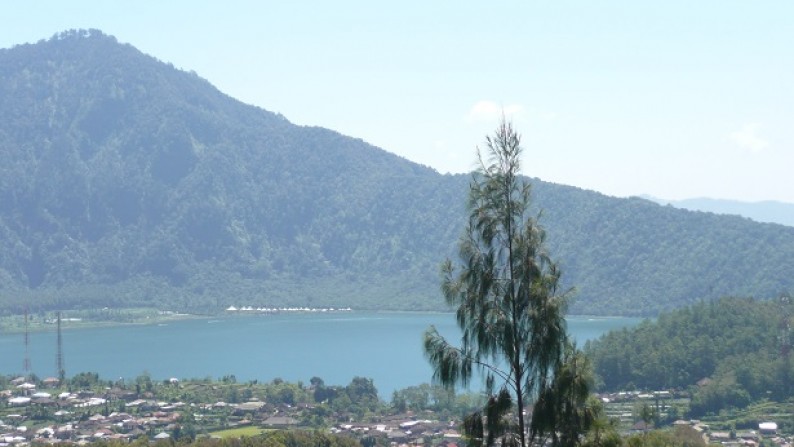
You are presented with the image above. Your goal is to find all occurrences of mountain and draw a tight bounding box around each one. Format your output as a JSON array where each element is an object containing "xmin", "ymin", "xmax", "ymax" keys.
[
  {"xmin": 642, "ymin": 196, "xmax": 794, "ymax": 228},
  {"xmin": 1, "ymin": 30, "xmax": 793, "ymax": 317}
]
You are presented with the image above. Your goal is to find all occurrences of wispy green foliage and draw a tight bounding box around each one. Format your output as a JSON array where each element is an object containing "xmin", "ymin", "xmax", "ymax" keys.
[
  {"xmin": 531, "ymin": 346, "xmax": 599, "ymax": 447},
  {"xmin": 424, "ymin": 120, "xmax": 577, "ymax": 447}
]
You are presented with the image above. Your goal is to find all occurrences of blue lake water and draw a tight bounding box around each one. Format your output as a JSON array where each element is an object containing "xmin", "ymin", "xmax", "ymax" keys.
[{"xmin": 0, "ymin": 312, "xmax": 643, "ymax": 397}]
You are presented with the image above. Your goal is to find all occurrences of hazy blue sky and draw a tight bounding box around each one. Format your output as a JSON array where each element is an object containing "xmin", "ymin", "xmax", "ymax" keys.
[{"xmin": 3, "ymin": 1, "xmax": 792, "ymax": 202}]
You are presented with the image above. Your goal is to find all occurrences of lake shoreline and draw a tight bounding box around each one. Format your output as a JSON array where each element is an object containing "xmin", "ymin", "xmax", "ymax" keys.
[
  {"xmin": 0, "ymin": 311, "xmax": 644, "ymax": 396},
  {"xmin": 0, "ymin": 306, "xmax": 644, "ymax": 334},
  {"xmin": 0, "ymin": 309, "xmax": 208, "ymax": 334}
]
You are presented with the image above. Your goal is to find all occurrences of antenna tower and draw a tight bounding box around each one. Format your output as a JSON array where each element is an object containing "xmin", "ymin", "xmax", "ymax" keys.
[
  {"xmin": 56, "ymin": 311, "xmax": 65, "ymax": 381},
  {"xmin": 23, "ymin": 307, "xmax": 31, "ymax": 373},
  {"xmin": 781, "ymin": 293, "xmax": 792, "ymax": 357},
  {"xmin": 779, "ymin": 293, "xmax": 792, "ymax": 397}
]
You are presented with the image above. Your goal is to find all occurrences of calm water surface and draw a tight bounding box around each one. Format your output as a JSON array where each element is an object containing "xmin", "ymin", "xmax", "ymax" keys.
[{"xmin": 0, "ymin": 312, "xmax": 643, "ymax": 396}]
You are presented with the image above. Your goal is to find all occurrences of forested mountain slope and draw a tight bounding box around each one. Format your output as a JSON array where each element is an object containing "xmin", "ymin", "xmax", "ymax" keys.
[
  {"xmin": 1, "ymin": 30, "xmax": 792, "ymax": 316},
  {"xmin": 585, "ymin": 296, "xmax": 792, "ymax": 416}
]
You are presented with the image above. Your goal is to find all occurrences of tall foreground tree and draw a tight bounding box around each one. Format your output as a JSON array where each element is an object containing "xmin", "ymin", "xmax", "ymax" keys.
[{"xmin": 424, "ymin": 120, "xmax": 572, "ymax": 447}]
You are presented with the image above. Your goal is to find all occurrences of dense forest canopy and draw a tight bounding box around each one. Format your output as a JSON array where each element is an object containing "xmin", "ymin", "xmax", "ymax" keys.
[
  {"xmin": 585, "ymin": 296, "xmax": 793, "ymax": 416},
  {"xmin": 1, "ymin": 29, "xmax": 793, "ymax": 316}
]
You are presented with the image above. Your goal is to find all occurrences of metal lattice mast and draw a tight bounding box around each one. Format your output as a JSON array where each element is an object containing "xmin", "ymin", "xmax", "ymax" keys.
[
  {"xmin": 56, "ymin": 311, "xmax": 65, "ymax": 382},
  {"xmin": 23, "ymin": 308, "xmax": 31, "ymax": 373},
  {"xmin": 781, "ymin": 293, "xmax": 792, "ymax": 397},
  {"xmin": 781, "ymin": 294, "xmax": 792, "ymax": 355}
]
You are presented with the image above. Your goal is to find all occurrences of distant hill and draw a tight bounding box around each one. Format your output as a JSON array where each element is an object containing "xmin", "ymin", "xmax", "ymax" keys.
[
  {"xmin": 643, "ymin": 196, "xmax": 794, "ymax": 227},
  {"xmin": 1, "ymin": 29, "xmax": 793, "ymax": 317},
  {"xmin": 585, "ymin": 296, "xmax": 792, "ymax": 416}
]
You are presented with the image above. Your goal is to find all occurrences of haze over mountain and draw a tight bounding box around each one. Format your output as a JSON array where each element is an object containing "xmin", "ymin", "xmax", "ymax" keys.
[
  {"xmin": 642, "ymin": 195, "xmax": 794, "ymax": 228},
  {"xmin": 1, "ymin": 30, "xmax": 793, "ymax": 316}
]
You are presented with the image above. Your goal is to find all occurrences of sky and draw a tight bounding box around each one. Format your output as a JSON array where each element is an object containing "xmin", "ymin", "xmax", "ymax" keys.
[{"xmin": 3, "ymin": 1, "xmax": 793, "ymax": 202}]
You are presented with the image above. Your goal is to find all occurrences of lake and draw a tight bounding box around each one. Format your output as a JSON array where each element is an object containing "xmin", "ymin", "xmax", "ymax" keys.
[{"xmin": 0, "ymin": 312, "xmax": 643, "ymax": 397}]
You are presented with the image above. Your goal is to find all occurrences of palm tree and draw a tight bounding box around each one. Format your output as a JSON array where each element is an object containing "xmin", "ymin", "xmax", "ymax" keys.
[{"xmin": 424, "ymin": 119, "xmax": 572, "ymax": 447}]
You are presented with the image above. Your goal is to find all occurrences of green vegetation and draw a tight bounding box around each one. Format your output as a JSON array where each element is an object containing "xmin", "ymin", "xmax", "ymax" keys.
[
  {"xmin": 208, "ymin": 427, "xmax": 269, "ymax": 438},
  {"xmin": 424, "ymin": 121, "xmax": 593, "ymax": 447},
  {"xmin": 698, "ymin": 399, "xmax": 794, "ymax": 432},
  {"xmin": 90, "ymin": 432, "xmax": 360, "ymax": 447},
  {"xmin": 35, "ymin": 424, "xmax": 742, "ymax": 447},
  {"xmin": 622, "ymin": 426, "xmax": 706, "ymax": 447},
  {"xmin": 1, "ymin": 29, "xmax": 794, "ymax": 318},
  {"xmin": 586, "ymin": 296, "xmax": 794, "ymax": 419}
]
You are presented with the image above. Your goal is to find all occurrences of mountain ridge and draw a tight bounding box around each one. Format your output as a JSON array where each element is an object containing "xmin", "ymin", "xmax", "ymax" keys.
[
  {"xmin": 641, "ymin": 195, "xmax": 794, "ymax": 227},
  {"xmin": 1, "ymin": 30, "xmax": 793, "ymax": 316}
]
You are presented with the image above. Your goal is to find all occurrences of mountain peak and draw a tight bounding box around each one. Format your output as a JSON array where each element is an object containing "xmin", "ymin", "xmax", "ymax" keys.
[{"xmin": 49, "ymin": 28, "xmax": 115, "ymax": 42}]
